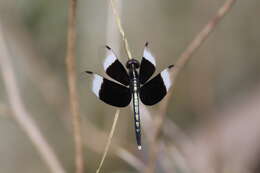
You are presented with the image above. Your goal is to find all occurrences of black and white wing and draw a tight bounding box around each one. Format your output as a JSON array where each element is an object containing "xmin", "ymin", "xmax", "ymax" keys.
[
  {"xmin": 140, "ymin": 65, "xmax": 174, "ymax": 106},
  {"xmin": 139, "ymin": 42, "xmax": 156, "ymax": 84},
  {"xmin": 85, "ymin": 71, "xmax": 131, "ymax": 107},
  {"xmin": 103, "ymin": 46, "xmax": 130, "ymax": 86}
]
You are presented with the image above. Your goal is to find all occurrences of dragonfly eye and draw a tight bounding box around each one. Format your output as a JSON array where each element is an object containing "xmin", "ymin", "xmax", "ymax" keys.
[{"xmin": 126, "ymin": 59, "xmax": 140, "ymax": 69}]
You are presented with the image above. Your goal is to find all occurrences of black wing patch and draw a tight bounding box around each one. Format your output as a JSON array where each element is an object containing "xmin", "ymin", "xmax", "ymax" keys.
[
  {"xmin": 140, "ymin": 65, "xmax": 174, "ymax": 105},
  {"xmin": 139, "ymin": 42, "xmax": 156, "ymax": 84},
  {"xmin": 86, "ymin": 71, "xmax": 131, "ymax": 107},
  {"xmin": 103, "ymin": 46, "xmax": 130, "ymax": 86}
]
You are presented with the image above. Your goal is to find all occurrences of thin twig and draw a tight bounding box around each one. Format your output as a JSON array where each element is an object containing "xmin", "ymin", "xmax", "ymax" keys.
[
  {"xmin": 0, "ymin": 23, "xmax": 66, "ymax": 173},
  {"xmin": 145, "ymin": 0, "xmax": 237, "ymax": 172},
  {"xmin": 96, "ymin": 110, "xmax": 120, "ymax": 173},
  {"xmin": 81, "ymin": 110, "xmax": 146, "ymax": 172},
  {"xmin": 110, "ymin": 0, "xmax": 132, "ymax": 60},
  {"xmin": 95, "ymin": 1, "xmax": 132, "ymax": 171},
  {"xmin": 81, "ymin": 115, "xmax": 146, "ymax": 172},
  {"xmin": 65, "ymin": 0, "xmax": 84, "ymax": 173},
  {"xmin": 94, "ymin": 1, "xmax": 124, "ymax": 172}
]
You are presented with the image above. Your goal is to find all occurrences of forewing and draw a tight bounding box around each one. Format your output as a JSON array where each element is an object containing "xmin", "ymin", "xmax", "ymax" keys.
[
  {"xmin": 85, "ymin": 71, "xmax": 131, "ymax": 107},
  {"xmin": 140, "ymin": 65, "xmax": 174, "ymax": 105},
  {"xmin": 103, "ymin": 46, "xmax": 130, "ymax": 86},
  {"xmin": 139, "ymin": 42, "xmax": 156, "ymax": 84}
]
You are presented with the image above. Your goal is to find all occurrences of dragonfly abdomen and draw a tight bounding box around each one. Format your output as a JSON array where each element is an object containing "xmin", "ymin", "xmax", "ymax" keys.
[{"xmin": 131, "ymin": 71, "xmax": 142, "ymax": 150}]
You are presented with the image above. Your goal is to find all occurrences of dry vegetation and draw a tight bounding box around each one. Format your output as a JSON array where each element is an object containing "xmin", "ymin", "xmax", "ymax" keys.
[{"xmin": 1, "ymin": 0, "xmax": 260, "ymax": 173}]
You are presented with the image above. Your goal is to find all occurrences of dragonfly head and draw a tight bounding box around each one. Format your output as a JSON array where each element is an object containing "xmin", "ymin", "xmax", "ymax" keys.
[{"xmin": 126, "ymin": 59, "xmax": 140, "ymax": 69}]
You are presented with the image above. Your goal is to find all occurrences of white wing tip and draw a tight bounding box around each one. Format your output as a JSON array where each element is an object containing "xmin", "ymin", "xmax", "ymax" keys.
[
  {"xmin": 143, "ymin": 47, "xmax": 156, "ymax": 65},
  {"xmin": 161, "ymin": 69, "xmax": 172, "ymax": 91},
  {"xmin": 103, "ymin": 47, "xmax": 117, "ymax": 70},
  {"xmin": 92, "ymin": 74, "xmax": 103, "ymax": 97}
]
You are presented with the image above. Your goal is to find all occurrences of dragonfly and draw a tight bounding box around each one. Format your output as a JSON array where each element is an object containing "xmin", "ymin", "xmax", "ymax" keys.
[{"xmin": 85, "ymin": 42, "xmax": 174, "ymax": 150}]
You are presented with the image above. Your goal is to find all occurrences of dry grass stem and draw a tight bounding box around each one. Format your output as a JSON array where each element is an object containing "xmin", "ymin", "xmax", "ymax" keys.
[
  {"xmin": 81, "ymin": 115, "xmax": 145, "ymax": 172},
  {"xmin": 0, "ymin": 23, "xmax": 66, "ymax": 173},
  {"xmin": 95, "ymin": 0, "xmax": 137, "ymax": 170},
  {"xmin": 81, "ymin": 111, "xmax": 146, "ymax": 172},
  {"xmin": 145, "ymin": 0, "xmax": 237, "ymax": 172},
  {"xmin": 110, "ymin": 0, "xmax": 132, "ymax": 60},
  {"xmin": 65, "ymin": 0, "xmax": 84, "ymax": 172},
  {"xmin": 96, "ymin": 110, "xmax": 120, "ymax": 173}
]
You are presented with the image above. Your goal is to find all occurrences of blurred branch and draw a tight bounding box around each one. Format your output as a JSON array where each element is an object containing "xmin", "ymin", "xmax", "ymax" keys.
[
  {"xmin": 0, "ymin": 23, "xmax": 66, "ymax": 173},
  {"xmin": 65, "ymin": 0, "xmax": 84, "ymax": 173},
  {"xmin": 116, "ymin": 147, "xmax": 146, "ymax": 171},
  {"xmin": 181, "ymin": 84, "xmax": 260, "ymax": 173},
  {"xmin": 145, "ymin": 0, "xmax": 237, "ymax": 172}
]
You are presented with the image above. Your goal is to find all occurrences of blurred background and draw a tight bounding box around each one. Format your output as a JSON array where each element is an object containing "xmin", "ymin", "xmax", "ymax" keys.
[{"xmin": 0, "ymin": 0, "xmax": 260, "ymax": 173}]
